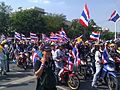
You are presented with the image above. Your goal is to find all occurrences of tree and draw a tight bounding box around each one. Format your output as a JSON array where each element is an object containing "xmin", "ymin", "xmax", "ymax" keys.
[
  {"xmin": 10, "ymin": 8, "xmax": 46, "ymax": 36},
  {"xmin": 0, "ymin": 2, "xmax": 12, "ymax": 35},
  {"xmin": 42, "ymin": 13, "xmax": 66, "ymax": 35}
]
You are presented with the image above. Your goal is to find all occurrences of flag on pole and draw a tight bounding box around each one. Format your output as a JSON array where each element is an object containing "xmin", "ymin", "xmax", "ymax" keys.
[
  {"xmin": 102, "ymin": 48, "xmax": 109, "ymax": 64},
  {"xmin": 30, "ymin": 32, "xmax": 38, "ymax": 42},
  {"xmin": 79, "ymin": 4, "xmax": 90, "ymax": 27},
  {"xmin": 90, "ymin": 31, "xmax": 100, "ymax": 40},
  {"xmin": 109, "ymin": 10, "xmax": 120, "ymax": 22},
  {"xmin": 21, "ymin": 34, "xmax": 26, "ymax": 40},
  {"xmin": 15, "ymin": 32, "xmax": 21, "ymax": 40}
]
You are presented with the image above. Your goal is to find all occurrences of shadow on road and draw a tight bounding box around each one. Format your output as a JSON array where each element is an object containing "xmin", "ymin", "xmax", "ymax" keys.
[{"xmin": 79, "ymin": 79, "xmax": 108, "ymax": 90}]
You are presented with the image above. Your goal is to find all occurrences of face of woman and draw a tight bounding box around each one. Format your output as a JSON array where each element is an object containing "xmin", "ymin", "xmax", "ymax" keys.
[{"xmin": 43, "ymin": 51, "xmax": 51, "ymax": 58}]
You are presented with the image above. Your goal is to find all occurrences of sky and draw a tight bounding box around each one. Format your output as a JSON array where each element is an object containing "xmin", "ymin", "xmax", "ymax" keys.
[{"xmin": 1, "ymin": 0, "xmax": 120, "ymax": 32}]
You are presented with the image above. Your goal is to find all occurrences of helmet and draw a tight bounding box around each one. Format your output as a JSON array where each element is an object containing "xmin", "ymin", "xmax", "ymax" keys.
[{"xmin": 42, "ymin": 45, "xmax": 51, "ymax": 52}]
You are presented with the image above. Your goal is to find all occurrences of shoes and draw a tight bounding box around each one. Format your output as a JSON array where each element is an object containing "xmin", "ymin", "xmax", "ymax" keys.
[
  {"xmin": 3, "ymin": 72, "xmax": 7, "ymax": 75},
  {"xmin": 92, "ymin": 84, "xmax": 98, "ymax": 88}
]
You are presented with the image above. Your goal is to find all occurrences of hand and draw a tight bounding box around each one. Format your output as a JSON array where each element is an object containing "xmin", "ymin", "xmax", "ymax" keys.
[{"xmin": 41, "ymin": 57, "xmax": 46, "ymax": 65}]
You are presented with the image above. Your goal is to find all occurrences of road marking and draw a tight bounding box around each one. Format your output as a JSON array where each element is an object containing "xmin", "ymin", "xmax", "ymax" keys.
[
  {"xmin": 0, "ymin": 75, "xmax": 36, "ymax": 90},
  {"xmin": 56, "ymin": 86, "xmax": 69, "ymax": 90}
]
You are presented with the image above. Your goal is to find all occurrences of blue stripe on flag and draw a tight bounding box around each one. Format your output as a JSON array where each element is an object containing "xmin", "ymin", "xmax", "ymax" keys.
[
  {"xmin": 81, "ymin": 11, "xmax": 88, "ymax": 22},
  {"xmin": 111, "ymin": 14, "xmax": 120, "ymax": 22}
]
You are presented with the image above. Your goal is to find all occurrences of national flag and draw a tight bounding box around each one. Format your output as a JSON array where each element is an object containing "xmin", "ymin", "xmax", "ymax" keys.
[
  {"xmin": 15, "ymin": 32, "xmax": 21, "ymax": 40},
  {"xmin": 58, "ymin": 28, "xmax": 69, "ymax": 42},
  {"xmin": 71, "ymin": 45, "xmax": 81, "ymax": 66},
  {"xmin": 50, "ymin": 36, "xmax": 60, "ymax": 42},
  {"xmin": 59, "ymin": 27, "xmax": 66, "ymax": 36},
  {"xmin": 109, "ymin": 10, "xmax": 120, "ymax": 22},
  {"xmin": 44, "ymin": 37, "xmax": 50, "ymax": 42},
  {"xmin": 90, "ymin": 31, "xmax": 100, "ymax": 40},
  {"xmin": 102, "ymin": 48, "xmax": 109, "ymax": 64},
  {"xmin": 71, "ymin": 47, "xmax": 77, "ymax": 59},
  {"xmin": 30, "ymin": 32, "xmax": 38, "ymax": 39},
  {"xmin": 32, "ymin": 52, "xmax": 39, "ymax": 66},
  {"xmin": 30, "ymin": 32, "xmax": 38, "ymax": 42},
  {"xmin": 79, "ymin": 4, "xmax": 90, "ymax": 27},
  {"xmin": 21, "ymin": 34, "xmax": 26, "ymax": 40}
]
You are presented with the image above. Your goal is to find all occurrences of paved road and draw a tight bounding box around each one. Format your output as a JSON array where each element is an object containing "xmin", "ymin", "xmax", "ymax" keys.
[{"xmin": 0, "ymin": 61, "xmax": 110, "ymax": 90}]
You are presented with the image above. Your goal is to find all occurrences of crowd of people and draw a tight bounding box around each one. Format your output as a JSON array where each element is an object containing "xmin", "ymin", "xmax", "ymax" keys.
[{"xmin": 0, "ymin": 37, "xmax": 120, "ymax": 90}]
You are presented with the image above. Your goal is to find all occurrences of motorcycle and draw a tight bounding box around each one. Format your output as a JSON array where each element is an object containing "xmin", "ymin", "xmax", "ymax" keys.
[
  {"xmin": 77, "ymin": 53, "xmax": 94, "ymax": 80},
  {"xmin": 57, "ymin": 57, "xmax": 80, "ymax": 90},
  {"xmin": 97, "ymin": 58, "xmax": 120, "ymax": 90},
  {"xmin": 17, "ymin": 52, "xmax": 28, "ymax": 70}
]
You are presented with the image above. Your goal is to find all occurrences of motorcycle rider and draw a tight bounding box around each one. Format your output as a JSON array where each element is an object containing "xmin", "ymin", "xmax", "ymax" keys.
[
  {"xmin": 92, "ymin": 42, "xmax": 102, "ymax": 88},
  {"xmin": 54, "ymin": 45, "xmax": 65, "ymax": 81}
]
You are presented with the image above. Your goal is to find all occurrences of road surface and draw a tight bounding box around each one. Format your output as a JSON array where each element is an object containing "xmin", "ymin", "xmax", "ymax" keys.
[{"xmin": 0, "ymin": 61, "xmax": 110, "ymax": 90}]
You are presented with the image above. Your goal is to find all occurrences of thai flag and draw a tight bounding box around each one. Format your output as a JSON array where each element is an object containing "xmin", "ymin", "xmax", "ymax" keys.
[
  {"xmin": 50, "ymin": 36, "xmax": 60, "ymax": 42},
  {"xmin": 109, "ymin": 10, "xmax": 120, "ymax": 22},
  {"xmin": 59, "ymin": 28, "xmax": 66, "ymax": 36},
  {"xmin": 30, "ymin": 32, "xmax": 38, "ymax": 39},
  {"xmin": 102, "ymin": 48, "xmax": 109, "ymax": 64},
  {"xmin": 15, "ymin": 32, "xmax": 21, "ymax": 40},
  {"xmin": 21, "ymin": 34, "xmax": 26, "ymax": 40},
  {"xmin": 44, "ymin": 37, "xmax": 50, "ymax": 42},
  {"xmin": 32, "ymin": 52, "xmax": 39, "ymax": 66},
  {"xmin": 79, "ymin": 4, "xmax": 90, "ymax": 27},
  {"xmin": 30, "ymin": 32, "xmax": 38, "ymax": 42},
  {"xmin": 58, "ymin": 28, "xmax": 69, "ymax": 42},
  {"xmin": 71, "ymin": 47, "xmax": 77, "ymax": 59},
  {"xmin": 90, "ymin": 31, "xmax": 100, "ymax": 40}
]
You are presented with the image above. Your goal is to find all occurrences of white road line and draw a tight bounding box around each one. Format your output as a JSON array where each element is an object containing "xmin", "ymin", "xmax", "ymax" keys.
[
  {"xmin": 56, "ymin": 86, "xmax": 69, "ymax": 90},
  {"xmin": 0, "ymin": 75, "xmax": 36, "ymax": 90}
]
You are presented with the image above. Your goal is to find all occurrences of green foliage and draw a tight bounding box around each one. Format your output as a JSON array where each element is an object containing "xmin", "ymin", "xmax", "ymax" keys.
[
  {"xmin": 42, "ymin": 13, "xmax": 66, "ymax": 35},
  {"xmin": 101, "ymin": 31, "xmax": 114, "ymax": 40},
  {"xmin": 0, "ymin": 2, "xmax": 12, "ymax": 35},
  {"xmin": 10, "ymin": 9, "xmax": 46, "ymax": 36}
]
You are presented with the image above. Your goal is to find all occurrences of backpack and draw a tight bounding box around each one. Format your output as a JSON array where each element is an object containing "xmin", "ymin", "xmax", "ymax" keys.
[{"xmin": 40, "ymin": 61, "xmax": 56, "ymax": 89}]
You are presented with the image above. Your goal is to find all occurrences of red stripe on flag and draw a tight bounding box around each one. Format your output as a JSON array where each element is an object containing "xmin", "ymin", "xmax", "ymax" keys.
[
  {"xmin": 79, "ymin": 19, "xmax": 88, "ymax": 27},
  {"xmin": 85, "ymin": 4, "xmax": 90, "ymax": 18}
]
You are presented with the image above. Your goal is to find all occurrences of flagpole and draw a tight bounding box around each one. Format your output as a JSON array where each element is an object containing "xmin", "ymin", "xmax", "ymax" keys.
[{"xmin": 115, "ymin": 22, "xmax": 117, "ymax": 40}]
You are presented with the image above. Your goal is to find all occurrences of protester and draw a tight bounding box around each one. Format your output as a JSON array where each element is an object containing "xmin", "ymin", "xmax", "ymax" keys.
[
  {"xmin": 92, "ymin": 43, "xmax": 102, "ymax": 87},
  {"xmin": 0, "ymin": 41, "xmax": 7, "ymax": 75},
  {"xmin": 34, "ymin": 44, "xmax": 57, "ymax": 90}
]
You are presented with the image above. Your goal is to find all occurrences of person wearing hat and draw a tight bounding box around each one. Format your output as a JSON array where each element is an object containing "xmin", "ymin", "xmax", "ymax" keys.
[
  {"xmin": 34, "ymin": 45, "xmax": 57, "ymax": 90},
  {"xmin": 92, "ymin": 43, "xmax": 102, "ymax": 88}
]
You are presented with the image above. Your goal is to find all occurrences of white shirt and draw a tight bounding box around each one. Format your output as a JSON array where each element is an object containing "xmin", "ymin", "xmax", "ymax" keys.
[
  {"xmin": 95, "ymin": 51, "xmax": 101, "ymax": 64},
  {"xmin": 54, "ymin": 49, "xmax": 65, "ymax": 60},
  {"xmin": 51, "ymin": 50, "xmax": 56, "ymax": 60}
]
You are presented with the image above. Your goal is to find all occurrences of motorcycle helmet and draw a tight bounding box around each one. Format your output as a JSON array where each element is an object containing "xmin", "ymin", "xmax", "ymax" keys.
[{"xmin": 42, "ymin": 44, "xmax": 51, "ymax": 52}]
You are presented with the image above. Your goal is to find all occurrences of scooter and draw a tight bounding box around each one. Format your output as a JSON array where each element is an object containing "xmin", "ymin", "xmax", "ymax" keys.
[
  {"xmin": 97, "ymin": 58, "xmax": 120, "ymax": 90},
  {"xmin": 17, "ymin": 52, "xmax": 27, "ymax": 70},
  {"xmin": 77, "ymin": 53, "xmax": 94, "ymax": 80},
  {"xmin": 57, "ymin": 57, "xmax": 80, "ymax": 90}
]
